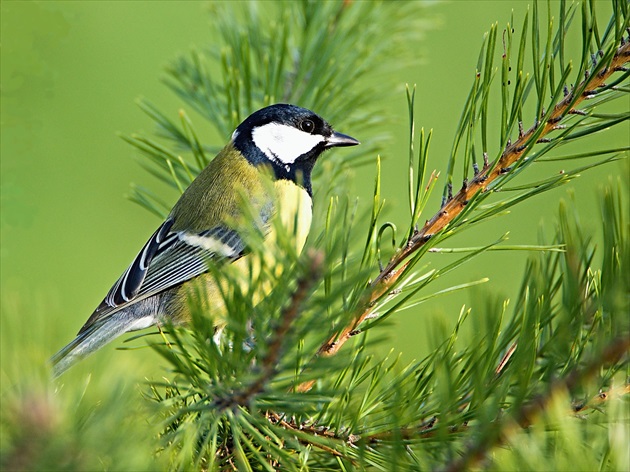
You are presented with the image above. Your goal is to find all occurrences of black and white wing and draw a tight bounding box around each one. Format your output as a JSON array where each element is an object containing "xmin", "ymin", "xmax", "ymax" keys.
[{"xmin": 79, "ymin": 218, "xmax": 246, "ymax": 334}]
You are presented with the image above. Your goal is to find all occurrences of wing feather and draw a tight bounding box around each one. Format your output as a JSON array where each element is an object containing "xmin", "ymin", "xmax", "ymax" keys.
[{"xmin": 79, "ymin": 221, "xmax": 246, "ymax": 334}]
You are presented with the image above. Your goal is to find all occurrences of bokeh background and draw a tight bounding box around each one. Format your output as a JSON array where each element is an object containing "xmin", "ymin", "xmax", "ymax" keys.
[{"xmin": 2, "ymin": 1, "xmax": 627, "ymax": 388}]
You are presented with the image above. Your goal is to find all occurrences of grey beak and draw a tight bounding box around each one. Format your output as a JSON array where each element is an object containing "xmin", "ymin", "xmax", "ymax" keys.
[{"xmin": 326, "ymin": 131, "xmax": 360, "ymax": 148}]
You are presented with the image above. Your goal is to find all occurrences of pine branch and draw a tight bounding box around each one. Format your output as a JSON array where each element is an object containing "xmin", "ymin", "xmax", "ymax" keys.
[
  {"xmin": 267, "ymin": 412, "xmax": 349, "ymax": 460},
  {"xmin": 342, "ymin": 382, "xmax": 630, "ymax": 456},
  {"xmin": 441, "ymin": 335, "xmax": 630, "ymax": 472},
  {"xmin": 214, "ymin": 251, "xmax": 323, "ymax": 411},
  {"xmin": 298, "ymin": 38, "xmax": 630, "ymax": 393}
]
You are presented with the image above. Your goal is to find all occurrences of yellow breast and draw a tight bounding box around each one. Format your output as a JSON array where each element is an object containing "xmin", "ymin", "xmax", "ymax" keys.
[
  {"xmin": 181, "ymin": 179, "xmax": 313, "ymax": 327},
  {"xmin": 236, "ymin": 179, "xmax": 312, "ymax": 288},
  {"xmin": 272, "ymin": 179, "xmax": 313, "ymax": 254}
]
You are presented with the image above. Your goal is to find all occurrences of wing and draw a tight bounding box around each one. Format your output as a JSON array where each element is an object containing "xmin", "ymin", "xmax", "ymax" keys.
[{"xmin": 79, "ymin": 219, "xmax": 246, "ymax": 334}]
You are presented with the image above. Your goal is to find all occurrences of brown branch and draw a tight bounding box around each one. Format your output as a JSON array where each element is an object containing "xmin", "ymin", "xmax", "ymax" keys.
[
  {"xmin": 276, "ymin": 379, "xmax": 629, "ymax": 458},
  {"xmin": 440, "ymin": 335, "xmax": 630, "ymax": 472},
  {"xmin": 353, "ymin": 382, "xmax": 629, "ymax": 448},
  {"xmin": 271, "ymin": 346, "xmax": 628, "ymax": 463},
  {"xmin": 296, "ymin": 40, "xmax": 630, "ymax": 393},
  {"xmin": 215, "ymin": 250, "xmax": 323, "ymax": 409},
  {"xmin": 267, "ymin": 412, "xmax": 350, "ymax": 460},
  {"xmin": 363, "ymin": 418, "xmax": 469, "ymax": 443}
]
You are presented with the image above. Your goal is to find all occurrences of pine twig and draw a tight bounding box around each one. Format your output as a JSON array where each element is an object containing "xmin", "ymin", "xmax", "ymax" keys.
[
  {"xmin": 297, "ymin": 41, "xmax": 630, "ymax": 393},
  {"xmin": 364, "ymin": 420, "xmax": 468, "ymax": 443},
  {"xmin": 354, "ymin": 383, "xmax": 629, "ymax": 451},
  {"xmin": 440, "ymin": 336, "xmax": 630, "ymax": 472},
  {"xmin": 267, "ymin": 413, "xmax": 349, "ymax": 459},
  {"xmin": 215, "ymin": 251, "xmax": 323, "ymax": 409}
]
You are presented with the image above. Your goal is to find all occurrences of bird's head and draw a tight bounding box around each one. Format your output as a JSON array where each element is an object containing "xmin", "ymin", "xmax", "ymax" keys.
[{"xmin": 232, "ymin": 104, "xmax": 359, "ymax": 194}]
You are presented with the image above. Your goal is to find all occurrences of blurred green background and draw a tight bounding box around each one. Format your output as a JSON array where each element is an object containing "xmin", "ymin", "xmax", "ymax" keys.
[{"xmin": 1, "ymin": 0, "xmax": 627, "ymax": 388}]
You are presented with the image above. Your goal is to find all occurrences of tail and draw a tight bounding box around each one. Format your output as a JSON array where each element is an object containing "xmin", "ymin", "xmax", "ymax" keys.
[{"xmin": 50, "ymin": 314, "xmax": 136, "ymax": 378}]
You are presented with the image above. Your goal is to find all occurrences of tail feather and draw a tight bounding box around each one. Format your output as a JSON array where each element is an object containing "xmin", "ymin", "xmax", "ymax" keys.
[{"xmin": 50, "ymin": 314, "xmax": 137, "ymax": 378}]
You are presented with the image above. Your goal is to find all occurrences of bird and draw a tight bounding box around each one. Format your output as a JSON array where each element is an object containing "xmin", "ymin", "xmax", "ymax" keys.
[{"xmin": 51, "ymin": 104, "xmax": 359, "ymax": 377}]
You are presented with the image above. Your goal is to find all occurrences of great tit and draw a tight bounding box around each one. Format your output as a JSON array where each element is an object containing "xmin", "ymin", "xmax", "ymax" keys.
[{"xmin": 51, "ymin": 104, "xmax": 359, "ymax": 377}]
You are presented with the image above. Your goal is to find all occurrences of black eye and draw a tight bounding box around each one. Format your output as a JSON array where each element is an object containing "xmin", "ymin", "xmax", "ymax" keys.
[{"xmin": 300, "ymin": 119, "xmax": 315, "ymax": 133}]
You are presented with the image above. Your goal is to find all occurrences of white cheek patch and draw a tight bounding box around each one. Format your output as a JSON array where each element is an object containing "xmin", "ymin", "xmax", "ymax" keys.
[{"xmin": 252, "ymin": 122, "xmax": 325, "ymax": 165}]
